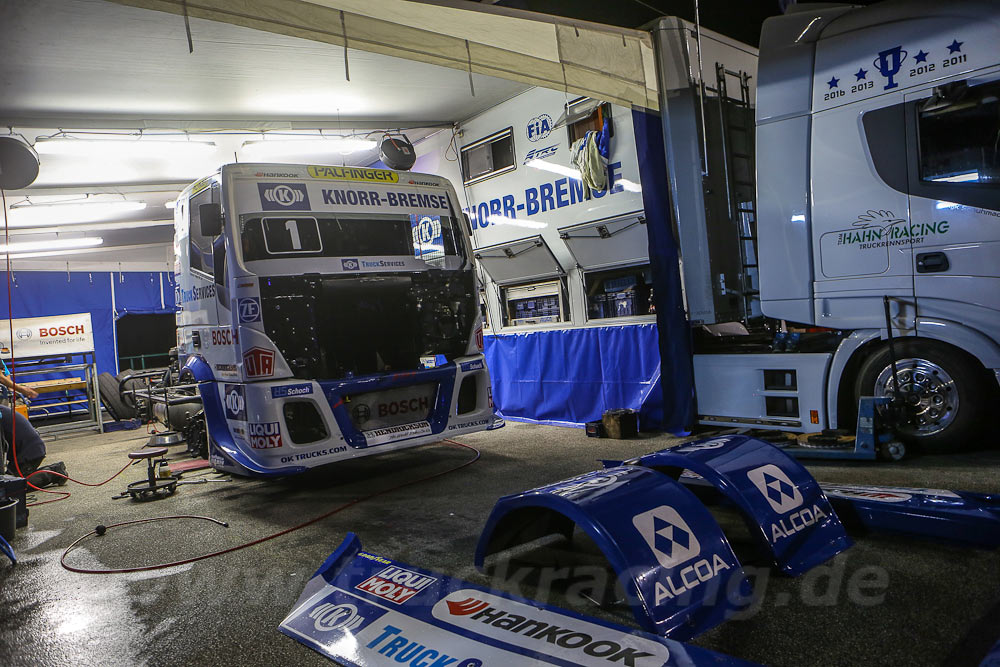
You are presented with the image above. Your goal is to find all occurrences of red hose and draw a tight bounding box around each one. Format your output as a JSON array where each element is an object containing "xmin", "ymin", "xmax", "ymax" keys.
[{"xmin": 61, "ymin": 438, "xmax": 481, "ymax": 574}]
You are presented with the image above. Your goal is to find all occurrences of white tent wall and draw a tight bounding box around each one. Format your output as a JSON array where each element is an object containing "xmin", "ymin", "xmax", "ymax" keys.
[{"xmin": 106, "ymin": 0, "xmax": 659, "ymax": 109}]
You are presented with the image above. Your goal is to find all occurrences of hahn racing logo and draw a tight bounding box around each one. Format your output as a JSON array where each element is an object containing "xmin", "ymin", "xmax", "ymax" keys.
[
  {"xmin": 258, "ymin": 183, "xmax": 310, "ymax": 210},
  {"xmin": 355, "ymin": 566, "xmax": 437, "ymax": 605},
  {"xmin": 309, "ymin": 603, "xmax": 364, "ymax": 632}
]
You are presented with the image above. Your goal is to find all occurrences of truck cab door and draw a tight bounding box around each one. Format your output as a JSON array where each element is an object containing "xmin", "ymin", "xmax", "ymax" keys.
[
  {"xmin": 904, "ymin": 72, "xmax": 1000, "ymax": 341},
  {"xmin": 811, "ymin": 92, "xmax": 915, "ymax": 331}
]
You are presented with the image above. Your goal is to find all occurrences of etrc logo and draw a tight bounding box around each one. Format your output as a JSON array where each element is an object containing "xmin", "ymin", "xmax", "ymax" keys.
[
  {"xmin": 309, "ymin": 602, "xmax": 364, "ymax": 632},
  {"xmin": 258, "ymin": 182, "xmax": 310, "ymax": 211},
  {"xmin": 14, "ymin": 328, "xmax": 31, "ymax": 340}
]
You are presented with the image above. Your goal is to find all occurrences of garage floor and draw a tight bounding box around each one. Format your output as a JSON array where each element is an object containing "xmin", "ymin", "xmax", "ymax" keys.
[{"xmin": 1, "ymin": 421, "xmax": 998, "ymax": 666}]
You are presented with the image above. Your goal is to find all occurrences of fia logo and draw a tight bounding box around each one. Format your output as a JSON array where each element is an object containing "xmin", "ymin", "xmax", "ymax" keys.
[
  {"xmin": 526, "ymin": 114, "xmax": 553, "ymax": 142},
  {"xmin": 237, "ymin": 297, "xmax": 261, "ymax": 323},
  {"xmin": 258, "ymin": 183, "xmax": 310, "ymax": 210},
  {"xmin": 309, "ymin": 603, "xmax": 364, "ymax": 632},
  {"xmin": 632, "ymin": 505, "xmax": 701, "ymax": 568},
  {"xmin": 747, "ymin": 464, "xmax": 803, "ymax": 514},
  {"xmin": 14, "ymin": 328, "xmax": 31, "ymax": 340},
  {"xmin": 874, "ymin": 45, "xmax": 907, "ymax": 90},
  {"xmin": 341, "ymin": 258, "xmax": 360, "ymax": 271}
]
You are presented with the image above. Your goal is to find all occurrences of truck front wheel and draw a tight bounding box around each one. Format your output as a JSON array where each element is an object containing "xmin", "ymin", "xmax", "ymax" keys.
[{"xmin": 854, "ymin": 340, "xmax": 988, "ymax": 453}]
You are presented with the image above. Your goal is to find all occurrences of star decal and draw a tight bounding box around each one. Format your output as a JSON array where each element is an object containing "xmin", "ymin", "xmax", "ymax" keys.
[
  {"xmin": 855, "ymin": 68, "xmax": 868, "ymax": 80},
  {"xmin": 947, "ymin": 39, "xmax": 963, "ymax": 53},
  {"xmin": 827, "ymin": 76, "xmax": 840, "ymax": 89},
  {"xmin": 915, "ymin": 50, "xmax": 929, "ymax": 63}
]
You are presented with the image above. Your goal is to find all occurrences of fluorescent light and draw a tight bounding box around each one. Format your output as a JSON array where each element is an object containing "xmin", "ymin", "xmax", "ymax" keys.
[
  {"xmin": 936, "ymin": 201, "xmax": 961, "ymax": 210},
  {"xmin": 7, "ymin": 201, "xmax": 147, "ymax": 227},
  {"xmin": 526, "ymin": 159, "xmax": 582, "ymax": 180},
  {"xmin": 618, "ymin": 179, "xmax": 642, "ymax": 193},
  {"xmin": 242, "ymin": 137, "xmax": 378, "ymax": 159},
  {"xmin": 0, "ymin": 237, "xmax": 103, "ymax": 254},
  {"xmin": 5, "ymin": 220, "xmax": 173, "ymax": 235},
  {"xmin": 486, "ymin": 214, "xmax": 547, "ymax": 229},
  {"xmin": 34, "ymin": 137, "xmax": 216, "ymax": 158},
  {"xmin": 165, "ymin": 200, "xmax": 177, "ymax": 209},
  {"xmin": 791, "ymin": 214, "xmax": 806, "ymax": 223}
]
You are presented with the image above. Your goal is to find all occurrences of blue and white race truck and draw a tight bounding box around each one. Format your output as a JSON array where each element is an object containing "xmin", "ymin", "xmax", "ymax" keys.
[{"xmin": 167, "ymin": 163, "xmax": 496, "ymax": 476}]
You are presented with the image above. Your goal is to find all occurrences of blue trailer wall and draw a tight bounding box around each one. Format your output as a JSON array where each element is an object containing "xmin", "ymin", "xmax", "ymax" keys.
[{"xmin": 0, "ymin": 271, "xmax": 176, "ymax": 377}]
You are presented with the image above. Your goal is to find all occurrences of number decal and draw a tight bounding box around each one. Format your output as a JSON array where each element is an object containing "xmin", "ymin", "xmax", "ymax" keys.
[{"xmin": 285, "ymin": 219, "xmax": 302, "ymax": 250}]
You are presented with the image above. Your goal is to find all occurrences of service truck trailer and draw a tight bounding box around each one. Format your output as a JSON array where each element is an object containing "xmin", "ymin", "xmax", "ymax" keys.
[{"xmin": 169, "ymin": 163, "xmax": 497, "ymax": 477}]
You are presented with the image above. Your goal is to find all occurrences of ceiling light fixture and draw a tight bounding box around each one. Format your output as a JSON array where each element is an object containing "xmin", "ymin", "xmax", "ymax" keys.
[
  {"xmin": 33, "ymin": 136, "xmax": 217, "ymax": 158},
  {"xmin": 5, "ymin": 220, "xmax": 173, "ymax": 235},
  {"xmin": 241, "ymin": 136, "xmax": 377, "ymax": 159},
  {"xmin": 6, "ymin": 200, "xmax": 147, "ymax": 227},
  {"xmin": 0, "ymin": 237, "xmax": 103, "ymax": 254}
]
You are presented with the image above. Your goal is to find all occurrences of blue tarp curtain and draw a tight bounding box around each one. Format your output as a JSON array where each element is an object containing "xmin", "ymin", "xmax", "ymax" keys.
[
  {"xmin": 0, "ymin": 271, "xmax": 176, "ymax": 378},
  {"xmin": 484, "ymin": 324, "xmax": 663, "ymax": 428}
]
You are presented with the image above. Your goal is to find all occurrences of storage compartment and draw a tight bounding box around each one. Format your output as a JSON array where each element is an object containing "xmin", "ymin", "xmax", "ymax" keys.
[{"xmin": 502, "ymin": 280, "xmax": 566, "ymax": 326}]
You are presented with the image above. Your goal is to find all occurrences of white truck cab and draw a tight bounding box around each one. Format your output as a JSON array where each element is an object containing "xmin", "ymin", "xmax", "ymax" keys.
[{"xmin": 173, "ymin": 163, "xmax": 496, "ymax": 476}]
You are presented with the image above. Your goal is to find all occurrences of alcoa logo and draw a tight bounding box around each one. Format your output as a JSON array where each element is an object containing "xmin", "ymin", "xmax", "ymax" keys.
[
  {"xmin": 263, "ymin": 184, "xmax": 305, "ymax": 207},
  {"xmin": 632, "ymin": 505, "xmax": 701, "ymax": 568},
  {"xmin": 747, "ymin": 464, "xmax": 829, "ymax": 543},
  {"xmin": 309, "ymin": 602, "xmax": 364, "ymax": 632},
  {"xmin": 747, "ymin": 464, "xmax": 803, "ymax": 514},
  {"xmin": 633, "ymin": 505, "xmax": 731, "ymax": 605}
]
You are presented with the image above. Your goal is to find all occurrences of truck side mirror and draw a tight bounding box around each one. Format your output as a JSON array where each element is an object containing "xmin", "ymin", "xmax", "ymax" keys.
[{"xmin": 199, "ymin": 203, "xmax": 223, "ymax": 237}]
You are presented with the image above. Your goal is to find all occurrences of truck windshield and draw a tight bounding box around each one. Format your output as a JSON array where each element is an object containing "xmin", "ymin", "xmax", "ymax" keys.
[{"xmin": 240, "ymin": 214, "xmax": 466, "ymax": 264}]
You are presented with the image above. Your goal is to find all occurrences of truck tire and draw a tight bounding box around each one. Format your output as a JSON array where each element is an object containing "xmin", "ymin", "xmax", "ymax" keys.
[
  {"xmin": 98, "ymin": 372, "xmax": 130, "ymax": 421},
  {"xmin": 854, "ymin": 340, "xmax": 987, "ymax": 453}
]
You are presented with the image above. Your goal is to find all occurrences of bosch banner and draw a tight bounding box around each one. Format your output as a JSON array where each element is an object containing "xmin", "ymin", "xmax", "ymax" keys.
[
  {"xmin": 280, "ymin": 533, "xmax": 756, "ymax": 666},
  {"xmin": 0, "ymin": 312, "xmax": 94, "ymax": 359}
]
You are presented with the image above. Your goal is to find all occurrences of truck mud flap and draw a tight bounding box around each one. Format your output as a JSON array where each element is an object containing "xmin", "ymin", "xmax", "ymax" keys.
[
  {"xmin": 281, "ymin": 532, "xmax": 757, "ymax": 666},
  {"xmin": 623, "ymin": 436, "xmax": 852, "ymax": 576},
  {"xmin": 474, "ymin": 466, "xmax": 751, "ymax": 640},
  {"xmin": 819, "ymin": 484, "xmax": 1000, "ymax": 549}
]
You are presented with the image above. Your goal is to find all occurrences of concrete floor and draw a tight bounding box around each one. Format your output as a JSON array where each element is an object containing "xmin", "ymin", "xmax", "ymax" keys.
[{"xmin": 0, "ymin": 422, "xmax": 998, "ymax": 666}]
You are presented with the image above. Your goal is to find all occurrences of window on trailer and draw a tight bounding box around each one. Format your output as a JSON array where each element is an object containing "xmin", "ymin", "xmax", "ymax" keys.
[
  {"xmin": 461, "ymin": 128, "xmax": 516, "ymax": 185},
  {"xmin": 584, "ymin": 264, "xmax": 654, "ymax": 320}
]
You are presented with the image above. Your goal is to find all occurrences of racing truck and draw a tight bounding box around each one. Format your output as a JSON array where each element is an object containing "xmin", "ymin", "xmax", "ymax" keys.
[{"xmin": 141, "ymin": 163, "xmax": 497, "ymax": 477}]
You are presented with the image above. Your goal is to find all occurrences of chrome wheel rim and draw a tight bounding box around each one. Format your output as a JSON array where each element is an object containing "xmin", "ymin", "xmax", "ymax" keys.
[{"xmin": 874, "ymin": 357, "xmax": 957, "ymax": 436}]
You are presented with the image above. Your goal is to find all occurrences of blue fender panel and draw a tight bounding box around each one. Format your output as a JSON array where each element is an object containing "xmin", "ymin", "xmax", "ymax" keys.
[
  {"xmin": 281, "ymin": 533, "xmax": 758, "ymax": 666},
  {"xmin": 625, "ymin": 436, "xmax": 852, "ymax": 576},
  {"xmin": 475, "ymin": 466, "xmax": 751, "ymax": 640},
  {"xmin": 821, "ymin": 484, "xmax": 1000, "ymax": 549},
  {"xmin": 199, "ymin": 381, "xmax": 309, "ymax": 478}
]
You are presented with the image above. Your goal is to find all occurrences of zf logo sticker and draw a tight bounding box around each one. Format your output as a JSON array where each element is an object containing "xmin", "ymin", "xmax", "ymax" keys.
[
  {"xmin": 747, "ymin": 464, "xmax": 803, "ymax": 514},
  {"xmin": 223, "ymin": 384, "xmax": 246, "ymax": 421},
  {"xmin": 632, "ymin": 505, "xmax": 701, "ymax": 568},
  {"xmin": 238, "ymin": 297, "xmax": 261, "ymax": 323},
  {"xmin": 258, "ymin": 182, "xmax": 310, "ymax": 210}
]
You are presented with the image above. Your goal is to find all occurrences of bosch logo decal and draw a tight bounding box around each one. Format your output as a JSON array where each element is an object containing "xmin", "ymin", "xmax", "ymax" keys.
[
  {"xmin": 355, "ymin": 565, "xmax": 436, "ymax": 605},
  {"xmin": 243, "ymin": 347, "xmax": 275, "ymax": 378},
  {"xmin": 223, "ymin": 384, "xmax": 246, "ymax": 421},
  {"xmin": 352, "ymin": 404, "xmax": 371, "ymax": 424},
  {"xmin": 248, "ymin": 422, "xmax": 282, "ymax": 449},
  {"xmin": 271, "ymin": 383, "xmax": 313, "ymax": 399},
  {"xmin": 39, "ymin": 325, "xmax": 85, "ymax": 337},
  {"xmin": 14, "ymin": 328, "xmax": 31, "ymax": 340},
  {"xmin": 238, "ymin": 297, "xmax": 261, "ymax": 324},
  {"xmin": 210, "ymin": 328, "xmax": 238, "ymax": 346},
  {"xmin": 258, "ymin": 182, "xmax": 310, "ymax": 210},
  {"xmin": 526, "ymin": 113, "xmax": 553, "ymax": 142},
  {"xmin": 308, "ymin": 603, "xmax": 363, "ymax": 632},
  {"xmin": 378, "ymin": 396, "xmax": 430, "ymax": 418}
]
